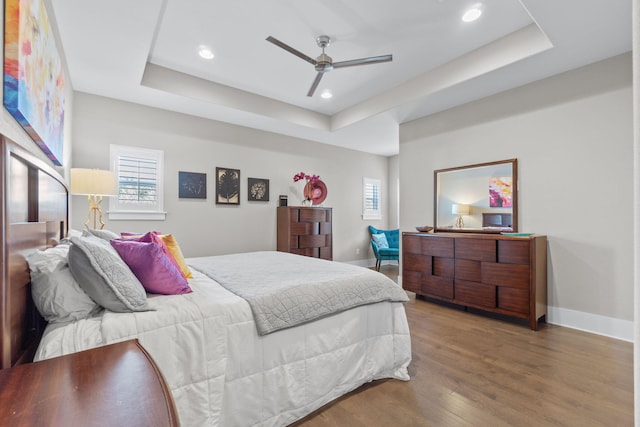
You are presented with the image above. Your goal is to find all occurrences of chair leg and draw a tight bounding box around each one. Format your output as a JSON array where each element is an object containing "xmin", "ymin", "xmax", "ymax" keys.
[{"xmin": 376, "ymin": 260, "xmax": 381, "ymax": 271}]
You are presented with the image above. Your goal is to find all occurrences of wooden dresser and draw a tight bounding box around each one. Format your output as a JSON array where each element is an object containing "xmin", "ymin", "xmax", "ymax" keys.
[
  {"xmin": 402, "ymin": 232, "xmax": 547, "ymax": 330},
  {"xmin": 0, "ymin": 339, "xmax": 179, "ymax": 426},
  {"xmin": 277, "ymin": 206, "xmax": 332, "ymax": 260}
]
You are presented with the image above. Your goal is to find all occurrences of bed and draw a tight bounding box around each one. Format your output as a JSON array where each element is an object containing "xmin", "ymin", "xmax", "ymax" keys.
[{"xmin": 0, "ymin": 135, "xmax": 412, "ymax": 426}]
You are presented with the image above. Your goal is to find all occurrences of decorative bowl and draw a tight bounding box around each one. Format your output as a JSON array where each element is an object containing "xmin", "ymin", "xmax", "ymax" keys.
[{"xmin": 415, "ymin": 226, "xmax": 434, "ymax": 233}]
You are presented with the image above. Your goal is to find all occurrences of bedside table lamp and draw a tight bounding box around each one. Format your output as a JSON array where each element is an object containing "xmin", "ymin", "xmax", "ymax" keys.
[
  {"xmin": 70, "ymin": 168, "xmax": 117, "ymax": 230},
  {"xmin": 452, "ymin": 204, "xmax": 470, "ymax": 229}
]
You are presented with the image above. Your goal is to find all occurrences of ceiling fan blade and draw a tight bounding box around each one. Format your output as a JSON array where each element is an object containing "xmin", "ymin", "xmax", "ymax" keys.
[
  {"xmin": 332, "ymin": 54, "xmax": 393, "ymax": 69},
  {"xmin": 266, "ymin": 36, "xmax": 317, "ymax": 66},
  {"xmin": 307, "ymin": 72, "xmax": 324, "ymax": 97}
]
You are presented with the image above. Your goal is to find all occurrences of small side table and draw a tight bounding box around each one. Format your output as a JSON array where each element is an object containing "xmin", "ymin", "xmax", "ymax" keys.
[{"xmin": 0, "ymin": 339, "xmax": 179, "ymax": 426}]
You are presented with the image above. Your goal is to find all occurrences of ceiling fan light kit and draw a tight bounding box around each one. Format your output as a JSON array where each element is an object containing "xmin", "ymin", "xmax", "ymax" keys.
[{"xmin": 266, "ymin": 35, "xmax": 393, "ymax": 97}]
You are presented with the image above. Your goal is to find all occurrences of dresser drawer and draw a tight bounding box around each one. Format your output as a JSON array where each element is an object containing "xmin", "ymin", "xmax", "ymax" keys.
[
  {"xmin": 481, "ymin": 263, "xmax": 530, "ymax": 289},
  {"xmin": 433, "ymin": 257, "xmax": 454, "ymax": 278},
  {"xmin": 455, "ymin": 238, "xmax": 495, "ymax": 262},
  {"xmin": 422, "ymin": 237, "xmax": 454, "ymax": 258},
  {"xmin": 423, "ymin": 275, "xmax": 453, "ymax": 299},
  {"xmin": 299, "ymin": 208, "xmax": 329, "ymax": 223},
  {"xmin": 291, "ymin": 222, "xmax": 315, "ymax": 236},
  {"xmin": 299, "ymin": 234, "xmax": 327, "ymax": 248},
  {"xmin": 498, "ymin": 287, "xmax": 529, "ymax": 314},
  {"xmin": 455, "ymin": 279, "xmax": 496, "ymax": 308},
  {"xmin": 403, "ymin": 235, "xmax": 423, "ymax": 254},
  {"xmin": 498, "ymin": 240, "xmax": 530, "ymax": 264},
  {"xmin": 403, "ymin": 270, "xmax": 422, "ymax": 293},
  {"xmin": 404, "ymin": 253, "xmax": 431, "ymax": 275},
  {"xmin": 455, "ymin": 259, "xmax": 481, "ymax": 282}
]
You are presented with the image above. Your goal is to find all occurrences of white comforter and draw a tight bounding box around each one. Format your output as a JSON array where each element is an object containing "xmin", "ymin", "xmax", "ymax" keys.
[{"xmin": 35, "ymin": 268, "xmax": 412, "ymax": 426}]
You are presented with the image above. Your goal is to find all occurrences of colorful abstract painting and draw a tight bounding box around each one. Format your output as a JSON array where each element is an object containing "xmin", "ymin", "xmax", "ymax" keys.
[
  {"xmin": 4, "ymin": 0, "xmax": 65, "ymax": 165},
  {"xmin": 489, "ymin": 177, "xmax": 512, "ymax": 208}
]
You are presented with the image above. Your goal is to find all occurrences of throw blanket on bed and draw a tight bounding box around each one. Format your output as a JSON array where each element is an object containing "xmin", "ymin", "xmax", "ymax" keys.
[{"xmin": 188, "ymin": 251, "xmax": 409, "ymax": 335}]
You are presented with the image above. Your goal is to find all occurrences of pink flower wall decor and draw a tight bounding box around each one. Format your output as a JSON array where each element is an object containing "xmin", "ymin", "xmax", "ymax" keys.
[{"xmin": 293, "ymin": 172, "xmax": 320, "ymax": 202}]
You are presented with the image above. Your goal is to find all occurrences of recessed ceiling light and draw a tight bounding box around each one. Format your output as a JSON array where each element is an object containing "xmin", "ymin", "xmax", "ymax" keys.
[
  {"xmin": 320, "ymin": 90, "xmax": 333, "ymax": 99},
  {"xmin": 198, "ymin": 45, "xmax": 214, "ymax": 60},
  {"xmin": 462, "ymin": 7, "xmax": 482, "ymax": 22}
]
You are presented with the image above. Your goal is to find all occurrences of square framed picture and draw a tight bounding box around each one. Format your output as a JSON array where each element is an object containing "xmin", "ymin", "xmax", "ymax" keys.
[
  {"xmin": 216, "ymin": 167, "xmax": 240, "ymax": 205},
  {"xmin": 178, "ymin": 171, "xmax": 207, "ymax": 199},
  {"xmin": 248, "ymin": 178, "xmax": 269, "ymax": 202}
]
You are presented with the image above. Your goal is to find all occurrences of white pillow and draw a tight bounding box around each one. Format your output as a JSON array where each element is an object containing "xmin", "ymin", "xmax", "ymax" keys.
[{"xmin": 27, "ymin": 244, "xmax": 101, "ymax": 323}]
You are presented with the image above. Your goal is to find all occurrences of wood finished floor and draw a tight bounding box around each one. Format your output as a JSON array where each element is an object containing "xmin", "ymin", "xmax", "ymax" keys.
[{"xmin": 291, "ymin": 265, "xmax": 633, "ymax": 427}]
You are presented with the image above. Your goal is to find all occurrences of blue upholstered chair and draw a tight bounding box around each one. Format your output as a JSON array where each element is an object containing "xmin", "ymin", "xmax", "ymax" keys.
[{"xmin": 368, "ymin": 226, "xmax": 400, "ymax": 271}]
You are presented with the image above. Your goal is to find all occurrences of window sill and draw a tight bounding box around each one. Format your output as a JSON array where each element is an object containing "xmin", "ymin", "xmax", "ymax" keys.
[
  {"xmin": 108, "ymin": 211, "xmax": 167, "ymax": 221},
  {"xmin": 362, "ymin": 213, "xmax": 382, "ymax": 220}
]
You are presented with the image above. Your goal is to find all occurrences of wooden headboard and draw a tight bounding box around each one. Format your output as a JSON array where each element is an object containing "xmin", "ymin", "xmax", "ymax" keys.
[
  {"xmin": 482, "ymin": 212, "xmax": 513, "ymax": 228},
  {"xmin": 0, "ymin": 135, "xmax": 68, "ymax": 369}
]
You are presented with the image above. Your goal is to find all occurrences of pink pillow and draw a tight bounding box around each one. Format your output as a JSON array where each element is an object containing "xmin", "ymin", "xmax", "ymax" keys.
[
  {"xmin": 110, "ymin": 239, "xmax": 192, "ymax": 295},
  {"xmin": 120, "ymin": 231, "xmax": 186, "ymax": 279}
]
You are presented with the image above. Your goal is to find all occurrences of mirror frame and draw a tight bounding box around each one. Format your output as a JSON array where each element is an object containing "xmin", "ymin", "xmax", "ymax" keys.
[{"xmin": 434, "ymin": 158, "xmax": 518, "ymax": 233}]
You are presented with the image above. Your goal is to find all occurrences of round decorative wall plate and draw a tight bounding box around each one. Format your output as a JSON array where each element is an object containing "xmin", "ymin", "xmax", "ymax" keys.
[{"xmin": 304, "ymin": 179, "xmax": 327, "ymax": 204}]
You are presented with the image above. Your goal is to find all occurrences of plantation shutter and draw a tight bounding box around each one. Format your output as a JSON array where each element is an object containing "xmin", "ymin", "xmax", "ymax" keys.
[
  {"xmin": 117, "ymin": 155, "xmax": 158, "ymax": 204},
  {"xmin": 109, "ymin": 145, "xmax": 166, "ymax": 220},
  {"xmin": 363, "ymin": 177, "xmax": 382, "ymax": 220}
]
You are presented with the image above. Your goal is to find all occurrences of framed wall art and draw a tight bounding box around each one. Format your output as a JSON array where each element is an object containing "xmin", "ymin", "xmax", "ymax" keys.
[
  {"xmin": 216, "ymin": 167, "xmax": 240, "ymax": 205},
  {"xmin": 178, "ymin": 171, "xmax": 206, "ymax": 199},
  {"xmin": 248, "ymin": 177, "xmax": 269, "ymax": 202},
  {"xmin": 488, "ymin": 176, "xmax": 512, "ymax": 208},
  {"xmin": 3, "ymin": 0, "xmax": 65, "ymax": 165}
]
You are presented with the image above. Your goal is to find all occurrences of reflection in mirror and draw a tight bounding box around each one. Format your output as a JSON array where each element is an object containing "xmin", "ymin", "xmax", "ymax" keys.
[{"xmin": 434, "ymin": 159, "xmax": 517, "ymax": 233}]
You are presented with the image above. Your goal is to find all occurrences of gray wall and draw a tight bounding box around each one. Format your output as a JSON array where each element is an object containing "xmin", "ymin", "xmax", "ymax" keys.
[
  {"xmin": 71, "ymin": 92, "xmax": 394, "ymax": 263},
  {"xmin": 399, "ymin": 53, "xmax": 633, "ymax": 337}
]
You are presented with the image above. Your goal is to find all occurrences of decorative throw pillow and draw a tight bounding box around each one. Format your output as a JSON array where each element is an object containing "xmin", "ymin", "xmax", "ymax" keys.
[
  {"xmin": 110, "ymin": 239, "xmax": 192, "ymax": 295},
  {"xmin": 157, "ymin": 234, "xmax": 193, "ymax": 279},
  {"xmin": 121, "ymin": 232, "xmax": 193, "ymax": 279},
  {"xmin": 119, "ymin": 231, "xmax": 187, "ymax": 279},
  {"xmin": 27, "ymin": 244, "xmax": 101, "ymax": 323},
  {"xmin": 68, "ymin": 235, "xmax": 151, "ymax": 313},
  {"xmin": 372, "ymin": 233, "xmax": 390, "ymax": 249}
]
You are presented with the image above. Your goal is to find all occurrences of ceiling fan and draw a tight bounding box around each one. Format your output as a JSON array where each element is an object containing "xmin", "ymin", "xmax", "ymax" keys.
[{"xmin": 266, "ymin": 35, "xmax": 393, "ymax": 97}]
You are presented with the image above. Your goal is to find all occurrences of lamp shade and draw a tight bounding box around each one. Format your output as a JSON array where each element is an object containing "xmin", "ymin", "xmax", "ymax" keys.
[
  {"xmin": 70, "ymin": 168, "xmax": 117, "ymax": 196},
  {"xmin": 451, "ymin": 204, "xmax": 470, "ymax": 215}
]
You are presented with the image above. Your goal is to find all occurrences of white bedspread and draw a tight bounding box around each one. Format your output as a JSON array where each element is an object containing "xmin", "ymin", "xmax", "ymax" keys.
[{"xmin": 35, "ymin": 267, "xmax": 411, "ymax": 426}]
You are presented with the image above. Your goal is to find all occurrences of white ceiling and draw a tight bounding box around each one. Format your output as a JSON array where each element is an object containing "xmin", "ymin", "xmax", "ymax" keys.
[{"xmin": 50, "ymin": 0, "xmax": 631, "ymax": 157}]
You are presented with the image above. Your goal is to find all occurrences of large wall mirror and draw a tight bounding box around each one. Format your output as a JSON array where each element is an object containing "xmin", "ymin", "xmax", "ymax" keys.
[{"xmin": 434, "ymin": 159, "xmax": 518, "ymax": 233}]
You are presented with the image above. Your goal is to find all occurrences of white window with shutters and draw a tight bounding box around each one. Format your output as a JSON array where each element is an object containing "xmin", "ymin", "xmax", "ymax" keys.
[
  {"xmin": 362, "ymin": 177, "xmax": 382, "ymax": 220},
  {"xmin": 108, "ymin": 144, "xmax": 166, "ymax": 221}
]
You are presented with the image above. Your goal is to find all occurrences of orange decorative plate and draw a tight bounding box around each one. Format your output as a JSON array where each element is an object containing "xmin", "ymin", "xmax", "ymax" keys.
[{"xmin": 304, "ymin": 179, "xmax": 327, "ymax": 204}]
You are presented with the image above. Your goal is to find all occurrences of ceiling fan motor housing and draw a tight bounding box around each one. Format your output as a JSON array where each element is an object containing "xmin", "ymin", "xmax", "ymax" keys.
[{"xmin": 315, "ymin": 53, "xmax": 333, "ymax": 72}]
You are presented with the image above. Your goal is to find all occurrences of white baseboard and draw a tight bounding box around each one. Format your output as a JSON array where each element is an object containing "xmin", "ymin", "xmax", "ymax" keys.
[
  {"xmin": 397, "ymin": 277, "xmax": 631, "ymax": 342},
  {"xmin": 343, "ymin": 258, "xmax": 373, "ymax": 268},
  {"xmin": 546, "ymin": 306, "xmax": 633, "ymax": 342},
  {"xmin": 343, "ymin": 258, "xmax": 397, "ymax": 269}
]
